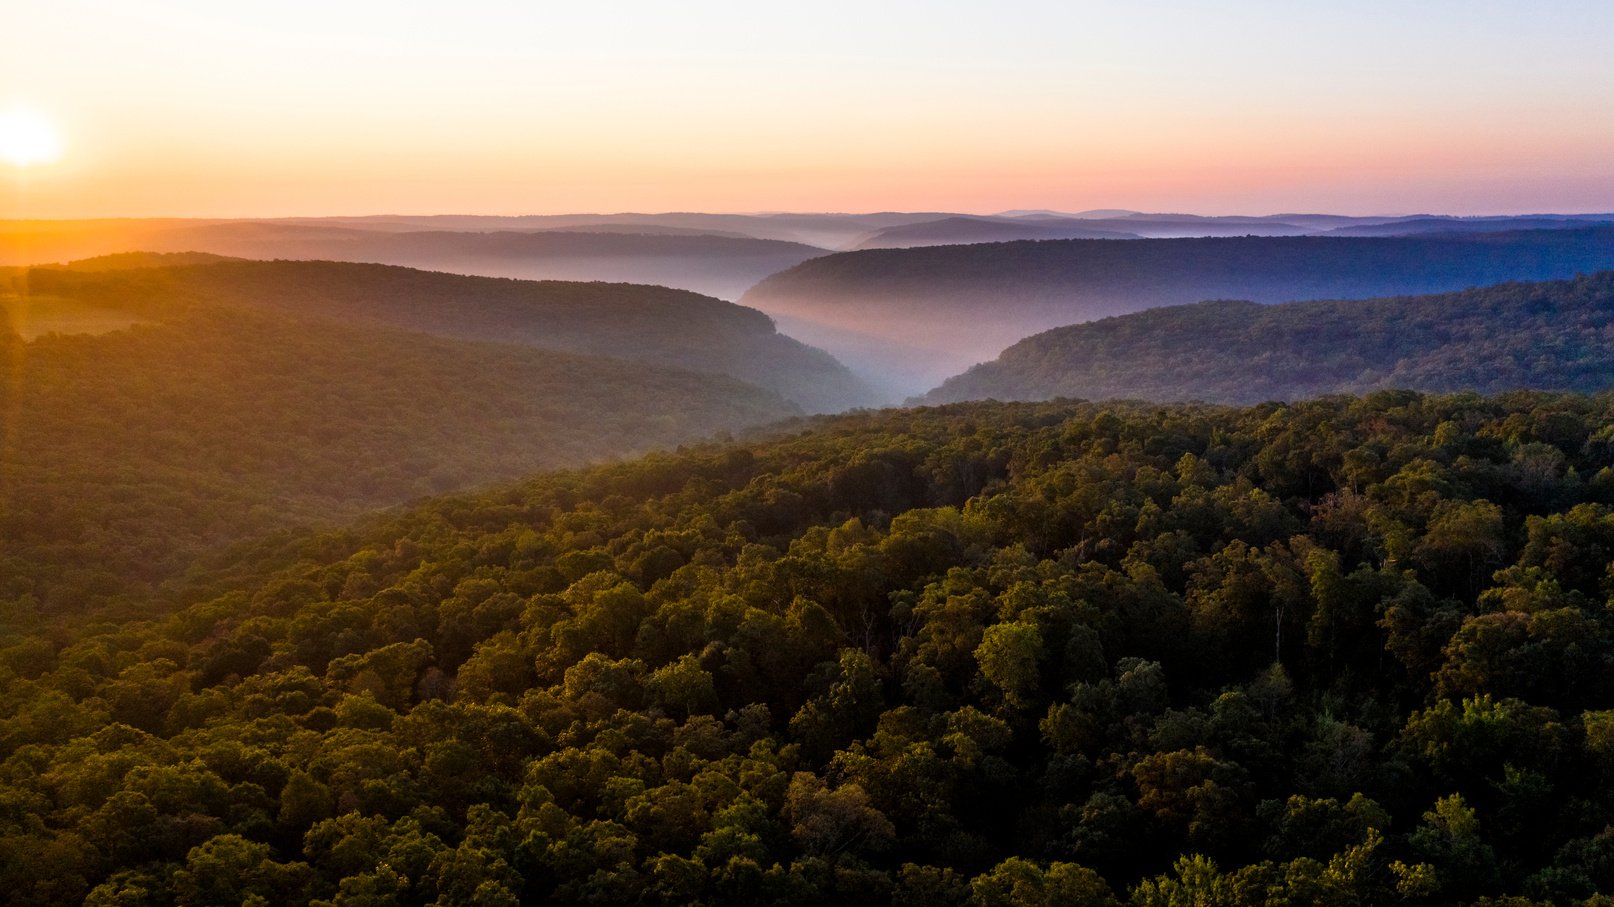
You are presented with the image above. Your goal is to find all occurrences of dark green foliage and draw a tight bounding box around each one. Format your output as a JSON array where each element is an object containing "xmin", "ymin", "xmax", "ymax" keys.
[
  {"xmin": 927, "ymin": 271, "xmax": 1614, "ymax": 405},
  {"xmin": 5, "ymin": 393, "xmax": 1614, "ymax": 904},
  {"xmin": 0, "ymin": 298, "xmax": 796, "ymax": 613}
]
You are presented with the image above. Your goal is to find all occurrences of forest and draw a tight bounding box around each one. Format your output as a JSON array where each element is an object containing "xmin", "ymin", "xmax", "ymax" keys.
[
  {"xmin": 5, "ymin": 392, "xmax": 1614, "ymax": 905},
  {"xmin": 740, "ymin": 226, "xmax": 1614, "ymax": 394},
  {"xmin": 24, "ymin": 261, "xmax": 874, "ymax": 413},
  {"xmin": 0, "ymin": 294, "xmax": 797, "ymax": 617},
  {"xmin": 925, "ymin": 271, "xmax": 1614, "ymax": 405}
]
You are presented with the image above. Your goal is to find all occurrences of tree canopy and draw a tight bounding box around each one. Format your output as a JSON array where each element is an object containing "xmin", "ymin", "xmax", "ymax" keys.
[
  {"xmin": 926, "ymin": 271, "xmax": 1614, "ymax": 405},
  {"xmin": 5, "ymin": 393, "xmax": 1614, "ymax": 904}
]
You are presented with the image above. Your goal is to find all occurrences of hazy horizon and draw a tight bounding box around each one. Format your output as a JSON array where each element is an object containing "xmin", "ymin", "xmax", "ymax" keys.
[
  {"xmin": 7, "ymin": 0, "xmax": 1614, "ymax": 219},
  {"xmin": 11, "ymin": 206, "xmax": 1614, "ymax": 223}
]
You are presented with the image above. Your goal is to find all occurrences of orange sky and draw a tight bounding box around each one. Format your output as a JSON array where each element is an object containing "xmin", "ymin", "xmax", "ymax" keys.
[{"xmin": 5, "ymin": 1, "xmax": 1613, "ymax": 218}]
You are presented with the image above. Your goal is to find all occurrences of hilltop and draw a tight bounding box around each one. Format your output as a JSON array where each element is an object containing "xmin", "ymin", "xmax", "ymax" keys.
[
  {"xmin": 0, "ymin": 222, "xmax": 830, "ymax": 300},
  {"xmin": 923, "ymin": 272, "xmax": 1614, "ymax": 405},
  {"xmin": 851, "ymin": 216, "xmax": 1139, "ymax": 249},
  {"xmin": 740, "ymin": 227, "xmax": 1614, "ymax": 395},
  {"xmin": 0, "ymin": 275, "xmax": 806, "ymax": 612},
  {"xmin": 26, "ymin": 260, "xmax": 877, "ymax": 413}
]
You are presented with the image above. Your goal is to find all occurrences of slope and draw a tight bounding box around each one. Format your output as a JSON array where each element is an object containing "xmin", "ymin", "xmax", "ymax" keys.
[
  {"xmin": 146, "ymin": 226, "xmax": 832, "ymax": 301},
  {"xmin": 924, "ymin": 271, "xmax": 1614, "ymax": 404},
  {"xmin": 741, "ymin": 227, "xmax": 1614, "ymax": 395},
  {"xmin": 26, "ymin": 260, "xmax": 877, "ymax": 413},
  {"xmin": 6, "ymin": 395, "xmax": 1614, "ymax": 904},
  {"xmin": 0, "ymin": 299, "xmax": 798, "ymax": 611}
]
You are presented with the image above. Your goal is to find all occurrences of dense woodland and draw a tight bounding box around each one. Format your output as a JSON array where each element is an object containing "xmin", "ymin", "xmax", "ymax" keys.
[
  {"xmin": 925, "ymin": 271, "xmax": 1614, "ymax": 405},
  {"xmin": 25, "ymin": 261, "xmax": 874, "ymax": 413},
  {"xmin": 748, "ymin": 228, "xmax": 1614, "ymax": 315},
  {"xmin": 6, "ymin": 394, "xmax": 1614, "ymax": 904},
  {"xmin": 741, "ymin": 227, "xmax": 1614, "ymax": 393},
  {"xmin": 0, "ymin": 299, "xmax": 796, "ymax": 615}
]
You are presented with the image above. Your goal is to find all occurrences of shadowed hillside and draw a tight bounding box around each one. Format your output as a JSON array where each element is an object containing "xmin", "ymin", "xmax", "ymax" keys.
[
  {"xmin": 742, "ymin": 227, "xmax": 1614, "ymax": 395},
  {"xmin": 26, "ymin": 260, "xmax": 878, "ymax": 413},
  {"xmin": 1323, "ymin": 215, "xmax": 1614, "ymax": 237},
  {"xmin": 924, "ymin": 271, "xmax": 1614, "ymax": 405},
  {"xmin": 0, "ymin": 221, "xmax": 831, "ymax": 300},
  {"xmin": 0, "ymin": 298, "xmax": 799, "ymax": 612},
  {"xmin": 145, "ymin": 227, "xmax": 832, "ymax": 301}
]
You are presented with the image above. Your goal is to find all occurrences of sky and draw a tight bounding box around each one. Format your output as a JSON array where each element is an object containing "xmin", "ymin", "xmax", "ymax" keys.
[{"xmin": 4, "ymin": 0, "xmax": 1614, "ymax": 218}]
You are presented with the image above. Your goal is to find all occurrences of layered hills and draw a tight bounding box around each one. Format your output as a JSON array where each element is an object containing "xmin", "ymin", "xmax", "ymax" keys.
[
  {"xmin": 155, "ymin": 227, "xmax": 830, "ymax": 302},
  {"xmin": 741, "ymin": 227, "xmax": 1614, "ymax": 395},
  {"xmin": 850, "ymin": 216, "xmax": 1139, "ymax": 249},
  {"xmin": 26, "ymin": 260, "xmax": 875, "ymax": 413},
  {"xmin": 924, "ymin": 271, "xmax": 1614, "ymax": 405},
  {"xmin": 0, "ymin": 222, "xmax": 829, "ymax": 300},
  {"xmin": 0, "ymin": 265, "xmax": 816, "ymax": 610}
]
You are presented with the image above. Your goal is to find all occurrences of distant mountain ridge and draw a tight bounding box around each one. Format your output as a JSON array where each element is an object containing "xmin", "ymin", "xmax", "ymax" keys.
[
  {"xmin": 922, "ymin": 271, "xmax": 1614, "ymax": 405},
  {"xmin": 148, "ymin": 226, "xmax": 832, "ymax": 301},
  {"xmin": 740, "ymin": 227, "xmax": 1614, "ymax": 396},
  {"xmin": 26, "ymin": 259, "xmax": 878, "ymax": 413},
  {"xmin": 1322, "ymin": 215, "xmax": 1614, "ymax": 237},
  {"xmin": 850, "ymin": 216, "xmax": 1140, "ymax": 249}
]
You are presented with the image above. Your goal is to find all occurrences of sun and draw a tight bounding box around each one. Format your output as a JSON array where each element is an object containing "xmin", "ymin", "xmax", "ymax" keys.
[{"xmin": 0, "ymin": 107, "xmax": 63, "ymax": 168}]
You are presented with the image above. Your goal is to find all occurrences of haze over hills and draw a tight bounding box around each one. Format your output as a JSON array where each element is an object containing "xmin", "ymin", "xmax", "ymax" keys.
[
  {"xmin": 1320, "ymin": 215, "xmax": 1614, "ymax": 237},
  {"xmin": 17, "ymin": 1, "xmax": 1614, "ymax": 902},
  {"xmin": 850, "ymin": 216, "xmax": 1140, "ymax": 249},
  {"xmin": 25, "ymin": 259, "xmax": 876, "ymax": 414},
  {"xmin": 156, "ymin": 226, "xmax": 831, "ymax": 302},
  {"xmin": 923, "ymin": 271, "xmax": 1614, "ymax": 405},
  {"xmin": 0, "ymin": 292, "xmax": 800, "ymax": 611},
  {"xmin": 9, "ymin": 209, "xmax": 1614, "ymax": 268},
  {"xmin": 741, "ymin": 227, "xmax": 1614, "ymax": 396}
]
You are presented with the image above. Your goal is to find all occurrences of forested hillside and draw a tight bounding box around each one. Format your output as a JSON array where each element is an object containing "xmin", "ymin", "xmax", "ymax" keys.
[
  {"xmin": 0, "ymin": 221, "xmax": 831, "ymax": 301},
  {"xmin": 26, "ymin": 261, "xmax": 875, "ymax": 413},
  {"xmin": 741, "ymin": 227, "xmax": 1614, "ymax": 394},
  {"xmin": 0, "ymin": 304, "xmax": 797, "ymax": 614},
  {"xmin": 925, "ymin": 271, "xmax": 1614, "ymax": 405},
  {"xmin": 6, "ymin": 393, "xmax": 1614, "ymax": 904}
]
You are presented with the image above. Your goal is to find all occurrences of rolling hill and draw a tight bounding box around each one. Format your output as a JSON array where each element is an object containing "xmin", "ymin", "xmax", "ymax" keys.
[
  {"xmin": 26, "ymin": 260, "xmax": 877, "ymax": 413},
  {"xmin": 144, "ymin": 226, "xmax": 832, "ymax": 301},
  {"xmin": 922, "ymin": 271, "xmax": 1614, "ymax": 405},
  {"xmin": 1322, "ymin": 215, "xmax": 1614, "ymax": 237},
  {"xmin": 0, "ymin": 291, "xmax": 801, "ymax": 612},
  {"xmin": 0, "ymin": 221, "xmax": 831, "ymax": 300},
  {"xmin": 741, "ymin": 227, "xmax": 1614, "ymax": 396},
  {"xmin": 851, "ymin": 216, "xmax": 1140, "ymax": 249},
  {"xmin": 6, "ymin": 394, "xmax": 1614, "ymax": 904}
]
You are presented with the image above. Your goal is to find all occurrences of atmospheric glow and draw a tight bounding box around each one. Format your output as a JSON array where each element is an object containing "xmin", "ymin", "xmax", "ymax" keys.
[
  {"xmin": 3, "ymin": 1, "xmax": 1614, "ymax": 216},
  {"xmin": 0, "ymin": 108, "xmax": 62, "ymax": 168}
]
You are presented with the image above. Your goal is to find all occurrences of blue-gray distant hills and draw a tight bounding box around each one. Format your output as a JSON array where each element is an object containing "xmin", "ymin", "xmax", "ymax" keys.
[
  {"xmin": 1319, "ymin": 214, "xmax": 1614, "ymax": 237},
  {"xmin": 922, "ymin": 271, "xmax": 1614, "ymax": 405},
  {"xmin": 738, "ymin": 227, "xmax": 1614, "ymax": 397},
  {"xmin": 849, "ymin": 216, "xmax": 1141, "ymax": 248}
]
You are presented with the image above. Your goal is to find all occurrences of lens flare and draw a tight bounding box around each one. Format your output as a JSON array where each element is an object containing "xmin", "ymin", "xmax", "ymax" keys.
[{"xmin": 0, "ymin": 108, "xmax": 63, "ymax": 167}]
